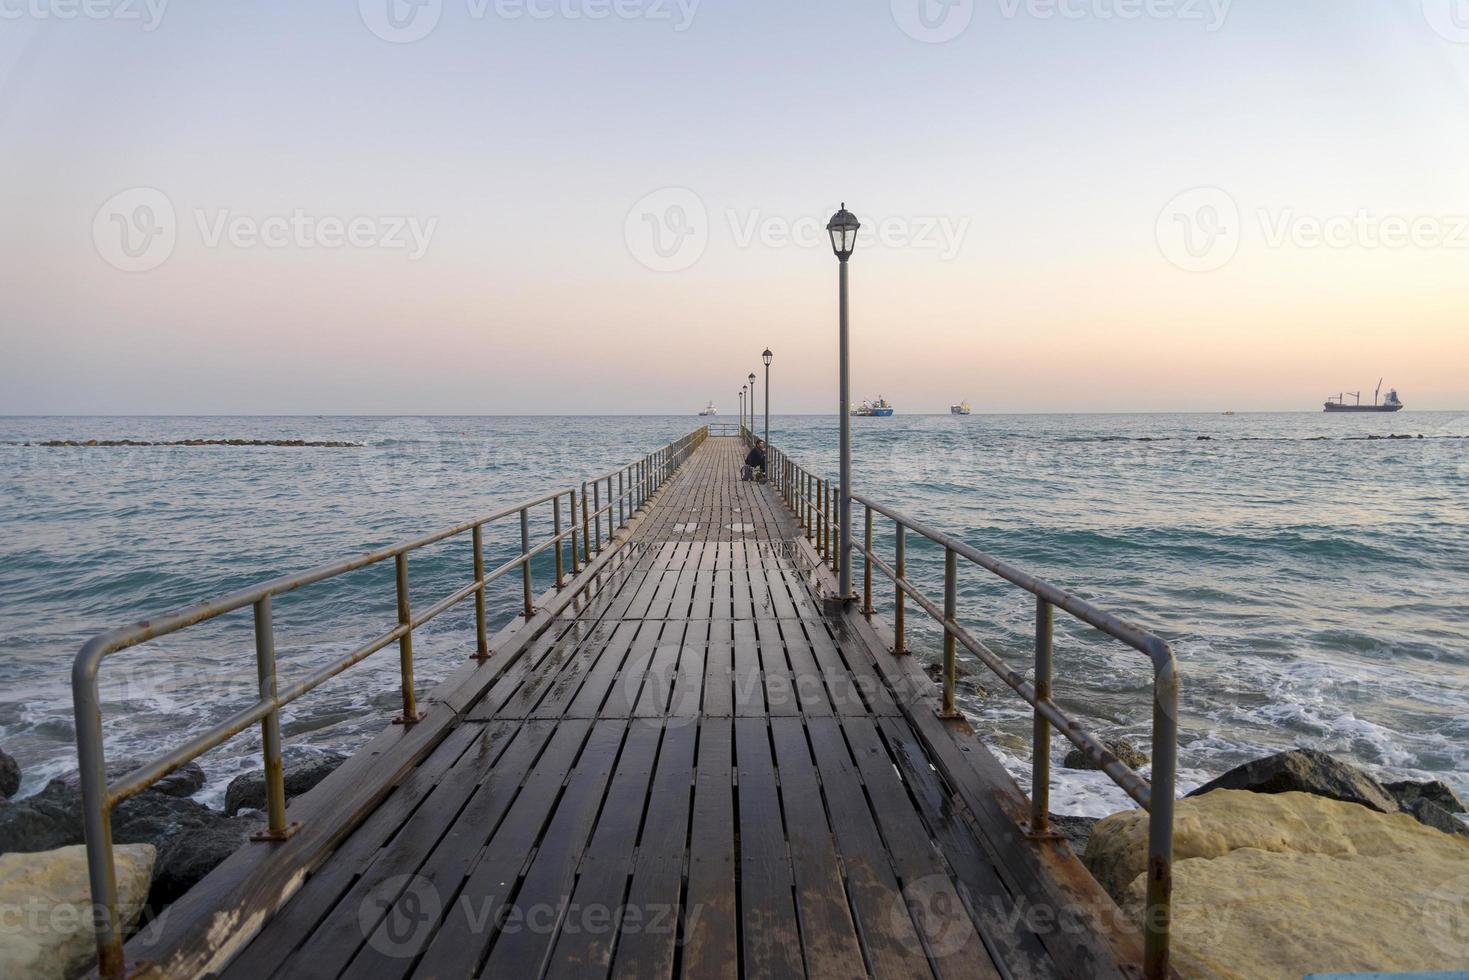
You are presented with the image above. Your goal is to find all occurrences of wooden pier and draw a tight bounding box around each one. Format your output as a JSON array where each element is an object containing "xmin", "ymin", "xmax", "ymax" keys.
[{"xmin": 117, "ymin": 436, "xmax": 1151, "ymax": 979}]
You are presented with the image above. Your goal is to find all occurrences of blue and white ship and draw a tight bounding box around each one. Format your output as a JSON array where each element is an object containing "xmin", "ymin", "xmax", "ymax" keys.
[{"xmin": 852, "ymin": 397, "xmax": 895, "ymax": 417}]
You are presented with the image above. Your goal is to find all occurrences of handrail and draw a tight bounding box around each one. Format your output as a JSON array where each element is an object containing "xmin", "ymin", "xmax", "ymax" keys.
[
  {"xmin": 763, "ymin": 442, "xmax": 1179, "ymax": 980},
  {"xmin": 72, "ymin": 426, "xmax": 709, "ymax": 979}
]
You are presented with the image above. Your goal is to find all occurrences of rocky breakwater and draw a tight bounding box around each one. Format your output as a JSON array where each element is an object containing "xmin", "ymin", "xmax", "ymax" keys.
[
  {"xmin": 0, "ymin": 751, "xmax": 345, "ymax": 916},
  {"xmin": 1082, "ymin": 748, "xmax": 1469, "ymax": 979}
]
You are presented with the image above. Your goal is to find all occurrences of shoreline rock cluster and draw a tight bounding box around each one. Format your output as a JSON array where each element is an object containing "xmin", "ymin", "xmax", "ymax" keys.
[
  {"xmin": 22, "ymin": 438, "xmax": 361, "ymax": 448},
  {"xmin": 0, "ymin": 751, "xmax": 346, "ymax": 914}
]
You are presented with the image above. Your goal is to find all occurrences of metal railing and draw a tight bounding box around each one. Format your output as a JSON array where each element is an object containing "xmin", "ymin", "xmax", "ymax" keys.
[
  {"xmin": 765, "ymin": 442, "xmax": 1179, "ymax": 980},
  {"xmin": 71, "ymin": 427, "xmax": 708, "ymax": 979}
]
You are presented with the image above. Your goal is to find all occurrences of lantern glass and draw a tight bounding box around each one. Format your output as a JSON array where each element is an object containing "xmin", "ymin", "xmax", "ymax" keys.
[
  {"xmin": 762, "ymin": 348, "xmax": 773, "ymax": 366},
  {"xmin": 826, "ymin": 204, "xmax": 860, "ymax": 259}
]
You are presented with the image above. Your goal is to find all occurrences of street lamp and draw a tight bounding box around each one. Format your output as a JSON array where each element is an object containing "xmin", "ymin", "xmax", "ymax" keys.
[
  {"xmin": 739, "ymin": 387, "xmax": 745, "ymax": 436},
  {"xmin": 827, "ymin": 203, "xmax": 860, "ymax": 601},
  {"xmin": 761, "ymin": 348, "xmax": 772, "ymax": 449},
  {"xmin": 748, "ymin": 372, "xmax": 757, "ymax": 443}
]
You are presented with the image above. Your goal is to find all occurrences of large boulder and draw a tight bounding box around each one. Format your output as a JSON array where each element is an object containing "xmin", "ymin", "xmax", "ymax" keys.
[
  {"xmin": 1405, "ymin": 798, "xmax": 1469, "ymax": 838},
  {"xmin": 1063, "ymin": 738, "xmax": 1147, "ymax": 772},
  {"xmin": 1084, "ymin": 789, "xmax": 1469, "ymax": 979},
  {"xmin": 149, "ymin": 819, "xmax": 254, "ymax": 909},
  {"xmin": 49, "ymin": 759, "xmax": 206, "ymax": 799},
  {"xmin": 224, "ymin": 752, "xmax": 346, "ymax": 817},
  {"xmin": 1186, "ymin": 748, "xmax": 1399, "ymax": 813},
  {"xmin": 1386, "ymin": 779, "xmax": 1466, "ymax": 813},
  {"xmin": 0, "ymin": 780, "xmax": 228, "ymax": 855},
  {"xmin": 0, "ymin": 844, "xmax": 155, "ymax": 980},
  {"xmin": 0, "ymin": 747, "xmax": 19, "ymax": 799}
]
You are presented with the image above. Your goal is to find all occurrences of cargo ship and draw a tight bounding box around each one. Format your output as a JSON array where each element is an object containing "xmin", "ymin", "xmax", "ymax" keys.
[
  {"xmin": 1324, "ymin": 380, "xmax": 1403, "ymax": 413},
  {"xmin": 852, "ymin": 397, "xmax": 895, "ymax": 417},
  {"xmin": 698, "ymin": 401, "xmax": 718, "ymax": 417},
  {"xmin": 950, "ymin": 400, "xmax": 972, "ymax": 415}
]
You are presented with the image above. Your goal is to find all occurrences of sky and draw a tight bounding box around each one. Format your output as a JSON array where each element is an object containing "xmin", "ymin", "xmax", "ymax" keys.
[{"xmin": 1, "ymin": 0, "xmax": 1467, "ymax": 414}]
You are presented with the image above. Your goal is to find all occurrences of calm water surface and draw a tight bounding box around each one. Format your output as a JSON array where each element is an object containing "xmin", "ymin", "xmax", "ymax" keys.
[{"xmin": 2, "ymin": 413, "xmax": 1466, "ymax": 816}]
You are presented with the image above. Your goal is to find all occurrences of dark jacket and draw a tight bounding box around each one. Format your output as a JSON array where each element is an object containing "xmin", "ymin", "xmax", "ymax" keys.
[{"xmin": 744, "ymin": 446, "xmax": 767, "ymax": 469}]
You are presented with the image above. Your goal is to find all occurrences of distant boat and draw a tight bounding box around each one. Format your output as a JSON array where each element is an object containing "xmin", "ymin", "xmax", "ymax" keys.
[
  {"xmin": 1222, "ymin": 411, "xmax": 1236, "ymax": 416},
  {"xmin": 698, "ymin": 401, "xmax": 718, "ymax": 417},
  {"xmin": 950, "ymin": 401, "xmax": 972, "ymax": 416},
  {"xmin": 852, "ymin": 396, "xmax": 895, "ymax": 417},
  {"xmin": 1324, "ymin": 380, "xmax": 1403, "ymax": 413}
]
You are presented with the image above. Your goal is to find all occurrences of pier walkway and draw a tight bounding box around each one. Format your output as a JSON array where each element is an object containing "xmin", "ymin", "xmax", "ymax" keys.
[{"xmin": 104, "ymin": 436, "xmax": 1153, "ymax": 980}]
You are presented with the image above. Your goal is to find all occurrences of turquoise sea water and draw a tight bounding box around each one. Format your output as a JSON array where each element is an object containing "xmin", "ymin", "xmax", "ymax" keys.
[{"xmin": 2, "ymin": 413, "xmax": 1466, "ymax": 816}]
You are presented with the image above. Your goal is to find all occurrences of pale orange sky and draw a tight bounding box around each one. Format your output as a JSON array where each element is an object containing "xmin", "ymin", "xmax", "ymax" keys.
[{"xmin": 2, "ymin": 1, "xmax": 1467, "ymax": 413}]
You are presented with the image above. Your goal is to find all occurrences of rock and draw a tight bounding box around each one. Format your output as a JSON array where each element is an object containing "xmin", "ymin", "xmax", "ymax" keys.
[
  {"xmin": 1, "ymin": 779, "xmax": 226, "ymax": 855},
  {"xmin": 49, "ymin": 759, "xmax": 206, "ymax": 799},
  {"xmin": 0, "ymin": 844, "xmax": 154, "ymax": 980},
  {"xmin": 0, "ymin": 747, "xmax": 19, "ymax": 799},
  {"xmin": 1084, "ymin": 789, "xmax": 1469, "ymax": 979},
  {"xmin": 1385, "ymin": 779, "xmax": 1466, "ymax": 813},
  {"xmin": 1046, "ymin": 813, "xmax": 1097, "ymax": 855},
  {"xmin": 1186, "ymin": 748, "xmax": 1398, "ymax": 813},
  {"xmin": 1063, "ymin": 738, "xmax": 1148, "ymax": 772},
  {"xmin": 224, "ymin": 752, "xmax": 346, "ymax": 817},
  {"xmin": 1405, "ymin": 798, "xmax": 1469, "ymax": 838},
  {"xmin": 149, "ymin": 819, "xmax": 253, "ymax": 909}
]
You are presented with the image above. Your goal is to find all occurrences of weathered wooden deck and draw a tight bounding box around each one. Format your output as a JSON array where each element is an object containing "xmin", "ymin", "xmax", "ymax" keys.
[{"xmin": 130, "ymin": 437, "xmax": 1144, "ymax": 979}]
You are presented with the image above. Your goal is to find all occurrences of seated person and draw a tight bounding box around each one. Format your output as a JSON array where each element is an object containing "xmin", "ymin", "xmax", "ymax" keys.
[{"xmin": 742, "ymin": 439, "xmax": 768, "ymax": 481}]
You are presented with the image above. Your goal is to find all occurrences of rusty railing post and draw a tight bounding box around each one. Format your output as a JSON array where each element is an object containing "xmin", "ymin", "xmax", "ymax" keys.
[
  {"xmin": 894, "ymin": 523, "xmax": 907, "ymax": 654},
  {"xmin": 251, "ymin": 596, "xmax": 297, "ymax": 840},
  {"xmin": 939, "ymin": 546, "xmax": 960, "ymax": 719},
  {"xmin": 552, "ymin": 496, "xmax": 565, "ymax": 589},
  {"xmin": 393, "ymin": 553, "xmax": 425, "ymax": 724},
  {"xmin": 472, "ymin": 524, "xmax": 488, "ymax": 658},
  {"xmin": 520, "ymin": 506, "xmax": 534, "ymax": 617},
  {"xmin": 862, "ymin": 504, "xmax": 873, "ymax": 615},
  {"xmin": 617, "ymin": 470, "xmax": 625, "ymax": 527},
  {"xmin": 581, "ymin": 482, "xmax": 591, "ymax": 563},
  {"xmin": 1031, "ymin": 597, "xmax": 1053, "ymax": 835},
  {"xmin": 593, "ymin": 480, "xmax": 602, "ymax": 554},
  {"xmin": 569, "ymin": 489, "xmax": 581, "ymax": 574}
]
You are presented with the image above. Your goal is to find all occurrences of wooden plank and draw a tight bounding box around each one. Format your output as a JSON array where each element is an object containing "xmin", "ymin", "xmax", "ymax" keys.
[
  {"xmin": 803, "ymin": 717, "xmax": 936, "ymax": 979},
  {"xmin": 841, "ymin": 718, "xmax": 1000, "ymax": 980},
  {"xmin": 565, "ymin": 619, "xmax": 643, "ymax": 718},
  {"xmin": 407, "ymin": 719, "xmax": 600, "ymax": 979},
  {"xmin": 767, "ymin": 718, "xmax": 867, "ymax": 980},
  {"xmin": 701, "ymin": 641, "xmax": 734, "ymax": 718},
  {"xmin": 607, "ymin": 694, "xmax": 698, "ymax": 976},
  {"xmin": 542, "ymin": 719, "xmax": 664, "ymax": 978},
  {"xmin": 680, "ymin": 718, "xmax": 737, "ymax": 979},
  {"xmin": 339, "ymin": 719, "xmax": 562, "ymax": 980},
  {"xmin": 480, "ymin": 718, "xmax": 636, "ymax": 976},
  {"xmin": 734, "ymin": 719, "xmax": 804, "ymax": 980},
  {"xmin": 218, "ymin": 721, "xmax": 486, "ymax": 980},
  {"xmin": 633, "ymin": 624, "xmax": 686, "ymax": 718}
]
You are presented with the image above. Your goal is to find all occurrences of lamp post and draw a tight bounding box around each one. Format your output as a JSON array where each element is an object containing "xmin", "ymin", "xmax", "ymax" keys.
[
  {"xmin": 762, "ymin": 348, "xmax": 772, "ymax": 448},
  {"xmin": 739, "ymin": 387, "xmax": 745, "ymax": 437},
  {"xmin": 827, "ymin": 203, "xmax": 860, "ymax": 601}
]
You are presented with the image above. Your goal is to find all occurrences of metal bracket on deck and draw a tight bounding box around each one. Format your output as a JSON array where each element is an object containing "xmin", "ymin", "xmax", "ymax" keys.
[
  {"xmin": 392, "ymin": 709, "xmax": 429, "ymax": 725},
  {"xmin": 250, "ymin": 820, "xmax": 303, "ymax": 843}
]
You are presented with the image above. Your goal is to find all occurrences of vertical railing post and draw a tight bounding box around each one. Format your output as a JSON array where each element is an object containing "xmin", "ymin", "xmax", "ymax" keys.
[
  {"xmin": 1031, "ymin": 597, "xmax": 1053, "ymax": 835},
  {"xmin": 862, "ymin": 504, "xmax": 873, "ymax": 615},
  {"xmin": 581, "ymin": 482, "xmax": 592, "ymax": 563},
  {"xmin": 1145, "ymin": 660, "xmax": 1178, "ymax": 980},
  {"xmin": 553, "ymin": 496, "xmax": 565, "ymax": 589},
  {"xmin": 939, "ymin": 546, "xmax": 959, "ymax": 719},
  {"xmin": 894, "ymin": 523, "xmax": 907, "ymax": 654},
  {"xmin": 393, "ymin": 553, "xmax": 424, "ymax": 724},
  {"xmin": 569, "ymin": 489, "xmax": 581, "ymax": 574},
  {"xmin": 251, "ymin": 596, "xmax": 296, "ymax": 840},
  {"xmin": 520, "ymin": 507, "xmax": 534, "ymax": 617},
  {"xmin": 593, "ymin": 480, "xmax": 602, "ymax": 554},
  {"xmin": 618, "ymin": 470, "xmax": 625, "ymax": 527},
  {"xmin": 472, "ymin": 524, "xmax": 488, "ymax": 658}
]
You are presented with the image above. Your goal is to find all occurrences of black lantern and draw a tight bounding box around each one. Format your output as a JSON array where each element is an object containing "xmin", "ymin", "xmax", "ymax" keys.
[
  {"xmin": 762, "ymin": 348, "xmax": 773, "ymax": 366},
  {"xmin": 826, "ymin": 203, "xmax": 860, "ymax": 261}
]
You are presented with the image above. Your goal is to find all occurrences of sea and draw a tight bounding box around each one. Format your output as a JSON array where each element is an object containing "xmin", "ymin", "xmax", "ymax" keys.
[{"xmin": 2, "ymin": 413, "xmax": 1466, "ymax": 818}]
